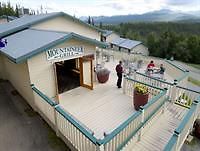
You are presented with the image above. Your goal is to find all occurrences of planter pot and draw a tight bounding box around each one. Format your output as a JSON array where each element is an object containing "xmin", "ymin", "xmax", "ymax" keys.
[
  {"xmin": 133, "ymin": 90, "xmax": 149, "ymax": 111},
  {"xmin": 96, "ymin": 69, "xmax": 110, "ymax": 83}
]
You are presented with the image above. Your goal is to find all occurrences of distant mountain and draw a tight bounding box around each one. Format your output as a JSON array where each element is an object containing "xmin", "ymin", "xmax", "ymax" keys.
[{"xmin": 80, "ymin": 9, "xmax": 200, "ymax": 24}]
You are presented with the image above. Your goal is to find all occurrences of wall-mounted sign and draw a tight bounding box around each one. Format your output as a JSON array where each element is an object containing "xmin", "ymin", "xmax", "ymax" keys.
[{"xmin": 46, "ymin": 46, "xmax": 84, "ymax": 61}]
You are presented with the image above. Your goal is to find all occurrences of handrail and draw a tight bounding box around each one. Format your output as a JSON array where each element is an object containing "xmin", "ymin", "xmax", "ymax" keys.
[
  {"xmin": 163, "ymin": 134, "xmax": 178, "ymax": 151},
  {"xmin": 175, "ymin": 100, "xmax": 198, "ymax": 134},
  {"xmin": 55, "ymin": 105, "xmax": 100, "ymax": 145},
  {"xmin": 142, "ymin": 89, "xmax": 167, "ymax": 110},
  {"xmin": 31, "ymin": 84, "xmax": 57, "ymax": 106},
  {"xmin": 99, "ymin": 111, "xmax": 142, "ymax": 145},
  {"xmin": 164, "ymin": 97, "xmax": 200, "ymax": 151},
  {"xmin": 135, "ymin": 71, "xmax": 174, "ymax": 85},
  {"xmin": 176, "ymin": 85, "xmax": 200, "ymax": 94},
  {"xmin": 99, "ymin": 80, "xmax": 167, "ymax": 149},
  {"xmin": 125, "ymin": 76, "xmax": 164, "ymax": 91},
  {"xmin": 165, "ymin": 60, "xmax": 186, "ymax": 72},
  {"xmin": 31, "ymin": 84, "xmax": 100, "ymax": 146},
  {"xmin": 176, "ymin": 71, "xmax": 189, "ymax": 82}
]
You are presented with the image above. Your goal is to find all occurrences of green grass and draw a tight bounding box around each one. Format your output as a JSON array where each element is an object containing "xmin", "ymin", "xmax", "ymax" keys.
[
  {"xmin": 187, "ymin": 63, "xmax": 200, "ymax": 70},
  {"xmin": 188, "ymin": 77, "xmax": 200, "ymax": 87}
]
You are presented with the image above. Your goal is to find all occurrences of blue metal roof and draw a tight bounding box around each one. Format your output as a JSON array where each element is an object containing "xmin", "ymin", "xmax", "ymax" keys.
[
  {"xmin": 111, "ymin": 38, "xmax": 142, "ymax": 50},
  {"xmin": 111, "ymin": 38, "xmax": 126, "ymax": 45},
  {"xmin": 0, "ymin": 12, "xmax": 102, "ymax": 38},
  {"xmin": 0, "ymin": 29, "xmax": 107, "ymax": 63},
  {"xmin": 102, "ymin": 30, "xmax": 114, "ymax": 37},
  {"xmin": 119, "ymin": 39, "xmax": 142, "ymax": 49}
]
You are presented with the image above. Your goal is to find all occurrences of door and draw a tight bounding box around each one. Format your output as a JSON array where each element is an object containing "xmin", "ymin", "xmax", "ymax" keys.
[{"xmin": 80, "ymin": 56, "xmax": 93, "ymax": 90}]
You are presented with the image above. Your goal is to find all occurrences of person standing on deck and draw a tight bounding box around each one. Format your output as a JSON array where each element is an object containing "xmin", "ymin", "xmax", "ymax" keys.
[{"xmin": 116, "ymin": 61, "xmax": 123, "ymax": 88}]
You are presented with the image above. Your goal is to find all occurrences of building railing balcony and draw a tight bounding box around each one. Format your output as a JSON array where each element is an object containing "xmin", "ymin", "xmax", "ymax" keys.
[{"xmin": 31, "ymin": 77, "xmax": 167, "ymax": 151}]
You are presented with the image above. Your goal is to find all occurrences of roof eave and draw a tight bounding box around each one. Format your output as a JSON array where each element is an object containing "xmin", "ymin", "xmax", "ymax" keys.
[
  {"xmin": 0, "ymin": 12, "xmax": 63, "ymax": 38},
  {"xmin": 12, "ymin": 33, "xmax": 107, "ymax": 64}
]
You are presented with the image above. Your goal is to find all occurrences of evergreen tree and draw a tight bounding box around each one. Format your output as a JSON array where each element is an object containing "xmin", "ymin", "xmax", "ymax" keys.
[
  {"xmin": 99, "ymin": 22, "xmax": 103, "ymax": 29},
  {"xmin": 91, "ymin": 18, "xmax": 94, "ymax": 25},
  {"xmin": 15, "ymin": 4, "xmax": 19, "ymax": 17},
  {"xmin": 88, "ymin": 16, "xmax": 91, "ymax": 24},
  {"xmin": 0, "ymin": 2, "xmax": 2, "ymax": 16}
]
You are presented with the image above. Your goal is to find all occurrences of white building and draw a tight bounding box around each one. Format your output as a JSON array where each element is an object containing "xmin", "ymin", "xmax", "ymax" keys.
[{"xmin": 101, "ymin": 30, "xmax": 120, "ymax": 43}]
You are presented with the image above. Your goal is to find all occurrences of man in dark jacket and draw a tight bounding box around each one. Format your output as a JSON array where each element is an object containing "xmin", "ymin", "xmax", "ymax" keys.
[{"xmin": 115, "ymin": 61, "xmax": 123, "ymax": 88}]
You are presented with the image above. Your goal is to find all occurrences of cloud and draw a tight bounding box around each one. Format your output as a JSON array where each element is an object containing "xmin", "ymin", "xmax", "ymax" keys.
[
  {"xmin": 166, "ymin": 0, "xmax": 198, "ymax": 6},
  {"xmin": 99, "ymin": 3, "xmax": 124, "ymax": 10},
  {"xmin": 1, "ymin": 0, "xmax": 200, "ymax": 16}
]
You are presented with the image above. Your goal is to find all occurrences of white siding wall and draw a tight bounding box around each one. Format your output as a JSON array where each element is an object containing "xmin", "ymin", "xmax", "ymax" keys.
[
  {"xmin": 2, "ymin": 56, "xmax": 35, "ymax": 107},
  {"xmin": 27, "ymin": 39, "xmax": 96, "ymax": 98},
  {"xmin": 32, "ymin": 16, "xmax": 100, "ymax": 41},
  {"xmin": 106, "ymin": 33, "xmax": 120, "ymax": 43},
  {"xmin": 28, "ymin": 52, "xmax": 56, "ymax": 98},
  {"xmin": 131, "ymin": 44, "xmax": 149, "ymax": 55}
]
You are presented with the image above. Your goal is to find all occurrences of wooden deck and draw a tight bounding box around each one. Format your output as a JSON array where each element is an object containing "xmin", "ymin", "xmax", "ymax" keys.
[
  {"xmin": 58, "ymin": 59, "xmax": 176, "ymax": 140},
  {"xmin": 59, "ymin": 60, "xmax": 135, "ymax": 139},
  {"xmin": 124, "ymin": 102, "xmax": 188, "ymax": 151}
]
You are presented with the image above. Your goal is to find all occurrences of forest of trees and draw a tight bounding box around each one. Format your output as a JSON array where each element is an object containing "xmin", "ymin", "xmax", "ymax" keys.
[
  {"xmin": 103, "ymin": 22, "xmax": 200, "ymax": 64},
  {"xmin": 0, "ymin": 2, "xmax": 20, "ymax": 17}
]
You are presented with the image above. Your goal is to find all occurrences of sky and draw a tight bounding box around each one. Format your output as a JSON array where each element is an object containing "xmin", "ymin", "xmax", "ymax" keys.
[{"xmin": 1, "ymin": 0, "xmax": 200, "ymax": 17}]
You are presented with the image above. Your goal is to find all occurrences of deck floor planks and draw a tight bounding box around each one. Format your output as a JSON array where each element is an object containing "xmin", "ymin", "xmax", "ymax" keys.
[
  {"xmin": 59, "ymin": 71, "xmax": 135, "ymax": 138},
  {"xmin": 58, "ymin": 59, "xmax": 186, "ymax": 146}
]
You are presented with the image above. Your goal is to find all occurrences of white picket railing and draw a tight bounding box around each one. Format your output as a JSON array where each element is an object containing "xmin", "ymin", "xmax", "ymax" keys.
[
  {"xmin": 134, "ymin": 72, "xmax": 174, "ymax": 99},
  {"xmin": 123, "ymin": 76, "xmax": 162, "ymax": 100},
  {"xmin": 31, "ymin": 84, "xmax": 56, "ymax": 125},
  {"xmin": 102, "ymin": 111, "xmax": 143, "ymax": 151},
  {"xmin": 55, "ymin": 106, "xmax": 98, "ymax": 151},
  {"xmin": 173, "ymin": 86, "xmax": 200, "ymax": 108},
  {"xmin": 31, "ymin": 84, "xmax": 100, "ymax": 151}
]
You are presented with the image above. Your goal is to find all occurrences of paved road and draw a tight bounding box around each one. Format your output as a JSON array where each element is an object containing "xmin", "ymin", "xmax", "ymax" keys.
[{"xmin": 0, "ymin": 81, "xmax": 70, "ymax": 151}]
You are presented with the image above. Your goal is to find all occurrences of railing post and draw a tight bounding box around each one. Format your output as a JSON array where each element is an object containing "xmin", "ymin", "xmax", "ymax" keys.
[
  {"xmin": 174, "ymin": 131, "xmax": 180, "ymax": 151},
  {"xmin": 54, "ymin": 105, "xmax": 59, "ymax": 137},
  {"xmin": 171, "ymin": 80, "xmax": 177, "ymax": 103},
  {"xmin": 30, "ymin": 84, "xmax": 40, "ymax": 113},
  {"xmin": 133, "ymin": 69, "xmax": 137, "ymax": 80},
  {"xmin": 162, "ymin": 88, "xmax": 168, "ymax": 114},
  {"xmin": 97, "ymin": 145, "xmax": 104, "ymax": 151},
  {"xmin": 138, "ymin": 108, "xmax": 144, "ymax": 141},
  {"xmin": 123, "ymin": 75, "xmax": 126, "ymax": 94}
]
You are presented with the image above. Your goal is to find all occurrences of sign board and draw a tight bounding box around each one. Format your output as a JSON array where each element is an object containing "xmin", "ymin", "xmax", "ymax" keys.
[{"xmin": 46, "ymin": 46, "xmax": 84, "ymax": 61}]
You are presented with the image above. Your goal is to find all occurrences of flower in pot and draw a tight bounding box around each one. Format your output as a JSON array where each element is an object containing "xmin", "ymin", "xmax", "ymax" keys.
[
  {"xmin": 96, "ymin": 68, "xmax": 110, "ymax": 83},
  {"xmin": 133, "ymin": 83, "xmax": 149, "ymax": 110}
]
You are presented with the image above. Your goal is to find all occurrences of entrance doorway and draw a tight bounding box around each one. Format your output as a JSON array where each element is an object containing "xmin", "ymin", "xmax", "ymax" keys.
[{"xmin": 55, "ymin": 58, "xmax": 80, "ymax": 94}]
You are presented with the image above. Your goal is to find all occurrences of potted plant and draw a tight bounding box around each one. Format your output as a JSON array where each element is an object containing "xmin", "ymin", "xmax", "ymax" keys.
[
  {"xmin": 133, "ymin": 84, "xmax": 149, "ymax": 110},
  {"xmin": 96, "ymin": 68, "xmax": 110, "ymax": 83}
]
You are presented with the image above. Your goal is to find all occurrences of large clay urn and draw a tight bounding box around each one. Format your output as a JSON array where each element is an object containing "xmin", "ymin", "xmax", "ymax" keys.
[
  {"xmin": 96, "ymin": 68, "xmax": 110, "ymax": 83},
  {"xmin": 133, "ymin": 89, "xmax": 149, "ymax": 111}
]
